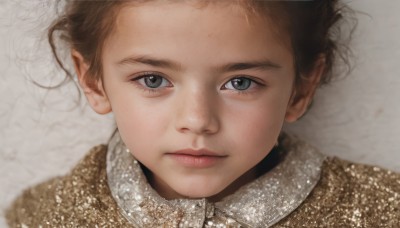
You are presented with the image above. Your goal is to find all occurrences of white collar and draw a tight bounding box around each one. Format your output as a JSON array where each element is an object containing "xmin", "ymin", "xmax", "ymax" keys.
[{"xmin": 106, "ymin": 132, "xmax": 326, "ymax": 227}]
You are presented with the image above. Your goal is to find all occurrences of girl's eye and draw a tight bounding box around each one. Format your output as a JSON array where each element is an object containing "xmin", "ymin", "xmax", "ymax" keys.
[
  {"xmin": 134, "ymin": 74, "xmax": 171, "ymax": 89},
  {"xmin": 223, "ymin": 77, "xmax": 254, "ymax": 91}
]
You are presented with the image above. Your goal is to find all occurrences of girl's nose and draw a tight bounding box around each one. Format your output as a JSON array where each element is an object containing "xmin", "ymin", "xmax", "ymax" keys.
[{"xmin": 174, "ymin": 88, "xmax": 220, "ymax": 135}]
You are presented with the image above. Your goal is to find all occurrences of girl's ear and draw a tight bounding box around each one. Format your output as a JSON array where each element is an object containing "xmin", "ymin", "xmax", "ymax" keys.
[
  {"xmin": 71, "ymin": 50, "xmax": 112, "ymax": 114},
  {"xmin": 285, "ymin": 57, "xmax": 325, "ymax": 123}
]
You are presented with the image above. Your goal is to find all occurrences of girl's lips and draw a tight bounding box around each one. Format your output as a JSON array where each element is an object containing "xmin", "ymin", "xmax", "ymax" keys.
[{"xmin": 166, "ymin": 149, "xmax": 227, "ymax": 168}]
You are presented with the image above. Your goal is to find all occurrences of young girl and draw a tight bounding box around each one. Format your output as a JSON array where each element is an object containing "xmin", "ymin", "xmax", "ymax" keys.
[{"xmin": 6, "ymin": 0, "xmax": 400, "ymax": 227}]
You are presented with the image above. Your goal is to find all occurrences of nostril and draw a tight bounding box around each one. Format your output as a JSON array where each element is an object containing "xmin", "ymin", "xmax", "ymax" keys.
[
  {"xmin": 175, "ymin": 115, "xmax": 220, "ymax": 135},
  {"xmin": 174, "ymin": 92, "xmax": 220, "ymax": 135}
]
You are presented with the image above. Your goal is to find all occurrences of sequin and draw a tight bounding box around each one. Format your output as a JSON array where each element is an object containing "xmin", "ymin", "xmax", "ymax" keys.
[
  {"xmin": 5, "ymin": 133, "xmax": 400, "ymax": 227},
  {"xmin": 275, "ymin": 155, "xmax": 400, "ymax": 227}
]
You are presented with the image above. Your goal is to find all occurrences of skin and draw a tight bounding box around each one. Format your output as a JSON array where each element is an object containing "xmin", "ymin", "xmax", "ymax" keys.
[{"xmin": 72, "ymin": 1, "xmax": 324, "ymax": 201}]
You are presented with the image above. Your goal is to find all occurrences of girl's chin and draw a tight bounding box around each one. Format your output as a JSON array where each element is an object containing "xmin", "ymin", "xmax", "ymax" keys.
[
  {"xmin": 156, "ymin": 182, "xmax": 229, "ymax": 201},
  {"xmin": 149, "ymin": 173, "xmax": 231, "ymax": 200},
  {"xmin": 166, "ymin": 187, "xmax": 225, "ymax": 200},
  {"xmin": 153, "ymin": 173, "xmax": 257, "ymax": 201}
]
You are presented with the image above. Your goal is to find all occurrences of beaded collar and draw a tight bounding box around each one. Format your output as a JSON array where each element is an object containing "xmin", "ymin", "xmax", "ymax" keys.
[{"xmin": 106, "ymin": 132, "xmax": 326, "ymax": 227}]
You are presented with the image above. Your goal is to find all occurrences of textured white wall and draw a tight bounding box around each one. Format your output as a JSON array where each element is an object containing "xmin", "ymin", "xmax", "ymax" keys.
[{"xmin": 1, "ymin": 1, "xmax": 399, "ymax": 226}]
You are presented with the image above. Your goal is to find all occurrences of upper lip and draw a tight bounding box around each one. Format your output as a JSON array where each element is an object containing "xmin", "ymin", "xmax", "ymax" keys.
[{"xmin": 168, "ymin": 149, "xmax": 226, "ymax": 157}]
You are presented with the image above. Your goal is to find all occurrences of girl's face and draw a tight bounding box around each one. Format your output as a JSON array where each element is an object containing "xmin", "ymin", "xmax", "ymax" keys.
[{"xmin": 75, "ymin": 1, "xmax": 317, "ymax": 200}]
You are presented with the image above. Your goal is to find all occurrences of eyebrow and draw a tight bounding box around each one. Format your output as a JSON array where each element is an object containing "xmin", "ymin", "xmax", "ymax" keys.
[
  {"xmin": 221, "ymin": 60, "xmax": 282, "ymax": 72},
  {"xmin": 116, "ymin": 55, "xmax": 282, "ymax": 72},
  {"xmin": 117, "ymin": 55, "xmax": 182, "ymax": 70}
]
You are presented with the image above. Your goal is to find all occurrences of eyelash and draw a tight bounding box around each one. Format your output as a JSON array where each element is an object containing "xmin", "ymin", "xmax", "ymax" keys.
[{"xmin": 130, "ymin": 73, "xmax": 263, "ymax": 95}]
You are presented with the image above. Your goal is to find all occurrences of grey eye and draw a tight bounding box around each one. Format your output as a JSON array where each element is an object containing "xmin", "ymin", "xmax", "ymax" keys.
[
  {"xmin": 143, "ymin": 75, "xmax": 164, "ymax": 88},
  {"xmin": 227, "ymin": 77, "xmax": 252, "ymax": 90}
]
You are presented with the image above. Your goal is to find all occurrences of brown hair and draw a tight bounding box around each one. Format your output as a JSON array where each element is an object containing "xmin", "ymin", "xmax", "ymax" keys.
[{"xmin": 48, "ymin": 0, "xmax": 354, "ymax": 94}]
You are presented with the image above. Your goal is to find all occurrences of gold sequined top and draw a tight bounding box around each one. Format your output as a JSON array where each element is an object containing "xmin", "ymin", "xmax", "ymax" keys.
[{"xmin": 5, "ymin": 133, "xmax": 400, "ymax": 227}]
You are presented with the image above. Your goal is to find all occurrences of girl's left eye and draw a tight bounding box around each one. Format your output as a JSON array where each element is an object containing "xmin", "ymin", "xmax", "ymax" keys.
[
  {"xmin": 133, "ymin": 74, "xmax": 172, "ymax": 89},
  {"xmin": 222, "ymin": 77, "xmax": 257, "ymax": 91}
]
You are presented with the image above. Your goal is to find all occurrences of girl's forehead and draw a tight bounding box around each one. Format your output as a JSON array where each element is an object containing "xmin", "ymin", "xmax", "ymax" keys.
[
  {"xmin": 115, "ymin": 0, "xmax": 283, "ymax": 31},
  {"xmin": 112, "ymin": 1, "xmax": 291, "ymax": 50},
  {"xmin": 105, "ymin": 1, "xmax": 293, "ymax": 70},
  {"xmin": 117, "ymin": 0, "xmax": 254, "ymax": 24},
  {"xmin": 103, "ymin": 2, "xmax": 293, "ymax": 79}
]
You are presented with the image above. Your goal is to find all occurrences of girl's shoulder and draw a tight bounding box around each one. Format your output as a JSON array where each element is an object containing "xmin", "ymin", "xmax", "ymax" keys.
[
  {"xmin": 277, "ymin": 155, "xmax": 400, "ymax": 227},
  {"xmin": 5, "ymin": 145, "xmax": 131, "ymax": 227}
]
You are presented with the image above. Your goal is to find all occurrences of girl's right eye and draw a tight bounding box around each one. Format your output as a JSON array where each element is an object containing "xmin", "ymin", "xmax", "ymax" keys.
[{"xmin": 132, "ymin": 74, "xmax": 172, "ymax": 90}]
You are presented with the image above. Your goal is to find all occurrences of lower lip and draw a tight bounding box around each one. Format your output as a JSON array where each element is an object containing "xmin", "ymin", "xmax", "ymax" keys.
[{"xmin": 166, "ymin": 154, "xmax": 225, "ymax": 168}]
